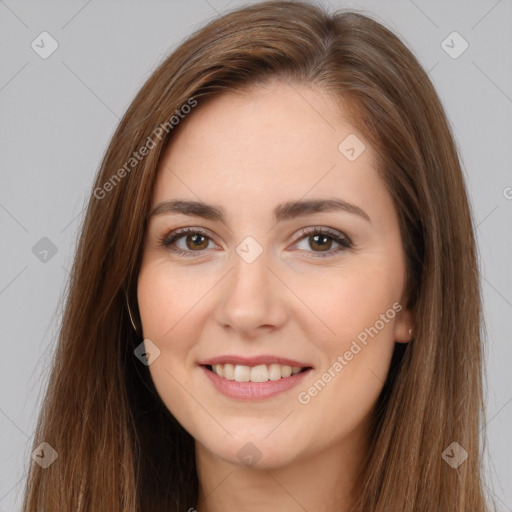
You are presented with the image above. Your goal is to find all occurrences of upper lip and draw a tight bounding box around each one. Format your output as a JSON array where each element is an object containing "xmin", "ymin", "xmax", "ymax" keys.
[{"xmin": 200, "ymin": 355, "xmax": 312, "ymax": 368}]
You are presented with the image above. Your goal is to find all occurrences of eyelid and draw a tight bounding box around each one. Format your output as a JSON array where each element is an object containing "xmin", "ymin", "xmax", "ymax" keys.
[
  {"xmin": 159, "ymin": 225, "xmax": 352, "ymax": 257},
  {"xmin": 159, "ymin": 226, "xmax": 219, "ymax": 254},
  {"xmin": 288, "ymin": 226, "xmax": 352, "ymax": 258},
  {"xmin": 292, "ymin": 225, "xmax": 352, "ymax": 246}
]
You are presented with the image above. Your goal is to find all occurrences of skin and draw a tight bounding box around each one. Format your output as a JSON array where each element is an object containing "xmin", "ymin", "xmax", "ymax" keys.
[{"xmin": 137, "ymin": 80, "xmax": 413, "ymax": 512}]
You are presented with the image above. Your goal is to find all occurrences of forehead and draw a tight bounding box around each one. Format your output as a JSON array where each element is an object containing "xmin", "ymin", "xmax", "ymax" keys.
[{"xmin": 151, "ymin": 81, "xmax": 384, "ymax": 217}]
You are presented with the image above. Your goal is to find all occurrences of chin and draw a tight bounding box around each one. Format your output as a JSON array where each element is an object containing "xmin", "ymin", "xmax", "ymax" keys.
[{"xmin": 200, "ymin": 432, "xmax": 301, "ymax": 470}]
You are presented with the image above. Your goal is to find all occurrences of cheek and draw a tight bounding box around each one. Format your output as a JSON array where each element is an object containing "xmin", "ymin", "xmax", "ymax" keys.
[
  {"xmin": 293, "ymin": 271, "xmax": 399, "ymax": 441},
  {"xmin": 136, "ymin": 264, "xmax": 212, "ymax": 436},
  {"xmin": 290, "ymin": 261, "xmax": 401, "ymax": 350},
  {"xmin": 289, "ymin": 260, "xmax": 401, "ymax": 418},
  {"xmin": 137, "ymin": 262, "xmax": 215, "ymax": 344}
]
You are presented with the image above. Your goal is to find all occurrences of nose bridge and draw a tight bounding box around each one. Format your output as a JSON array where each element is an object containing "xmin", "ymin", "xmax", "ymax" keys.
[{"xmin": 214, "ymin": 237, "xmax": 287, "ymax": 333}]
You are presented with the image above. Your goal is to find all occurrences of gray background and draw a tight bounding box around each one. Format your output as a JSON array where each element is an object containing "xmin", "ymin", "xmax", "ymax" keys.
[{"xmin": 0, "ymin": 0, "xmax": 511, "ymax": 510}]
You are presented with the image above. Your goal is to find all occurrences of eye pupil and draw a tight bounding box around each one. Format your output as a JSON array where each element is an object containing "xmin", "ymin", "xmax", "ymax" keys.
[
  {"xmin": 187, "ymin": 234, "xmax": 208, "ymax": 250},
  {"xmin": 311, "ymin": 234, "xmax": 331, "ymax": 251}
]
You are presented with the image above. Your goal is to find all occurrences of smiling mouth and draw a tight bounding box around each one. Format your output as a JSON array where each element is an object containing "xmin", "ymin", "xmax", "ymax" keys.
[{"xmin": 203, "ymin": 363, "xmax": 311, "ymax": 383}]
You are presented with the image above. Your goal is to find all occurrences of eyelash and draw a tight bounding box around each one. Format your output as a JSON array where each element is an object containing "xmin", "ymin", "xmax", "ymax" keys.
[{"xmin": 158, "ymin": 226, "xmax": 352, "ymax": 259}]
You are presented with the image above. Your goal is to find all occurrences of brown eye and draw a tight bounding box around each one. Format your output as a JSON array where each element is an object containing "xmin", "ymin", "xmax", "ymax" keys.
[
  {"xmin": 308, "ymin": 233, "xmax": 334, "ymax": 251},
  {"xmin": 184, "ymin": 233, "xmax": 209, "ymax": 250},
  {"xmin": 293, "ymin": 227, "xmax": 352, "ymax": 258},
  {"xmin": 160, "ymin": 227, "xmax": 216, "ymax": 257}
]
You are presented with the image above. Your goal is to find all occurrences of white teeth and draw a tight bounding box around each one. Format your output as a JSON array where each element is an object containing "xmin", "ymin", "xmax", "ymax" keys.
[
  {"xmin": 234, "ymin": 364, "xmax": 251, "ymax": 382},
  {"xmin": 268, "ymin": 363, "xmax": 282, "ymax": 381},
  {"xmin": 210, "ymin": 363, "xmax": 306, "ymax": 382},
  {"xmin": 250, "ymin": 364, "xmax": 268, "ymax": 382},
  {"xmin": 281, "ymin": 365, "xmax": 292, "ymax": 378},
  {"xmin": 223, "ymin": 363, "xmax": 235, "ymax": 380}
]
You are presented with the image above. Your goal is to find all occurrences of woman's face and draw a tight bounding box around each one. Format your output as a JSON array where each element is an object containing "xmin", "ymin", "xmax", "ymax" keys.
[{"xmin": 137, "ymin": 80, "xmax": 412, "ymax": 470}]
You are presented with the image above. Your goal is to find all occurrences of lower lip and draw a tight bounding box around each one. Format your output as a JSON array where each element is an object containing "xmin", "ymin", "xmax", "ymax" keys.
[{"xmin": 201, "ymin": 365, "xmax": 313, "ymax": 400}]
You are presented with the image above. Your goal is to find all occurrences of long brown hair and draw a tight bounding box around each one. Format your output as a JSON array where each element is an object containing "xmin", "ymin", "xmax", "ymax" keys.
[{"xmin": 21, "ymin": 1, "xmax": 493, "ymax": 510}]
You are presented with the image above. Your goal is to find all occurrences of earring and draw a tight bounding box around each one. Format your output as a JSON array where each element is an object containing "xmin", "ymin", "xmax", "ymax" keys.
[{"xmin": 124, "ymin": 289, "xmax": 142, "ymax": 339}]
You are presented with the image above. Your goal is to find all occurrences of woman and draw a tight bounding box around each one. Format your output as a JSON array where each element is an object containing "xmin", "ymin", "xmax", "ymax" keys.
[{"xmin": 22, "ymin": 1, "xmax": 493, "ymax": 510}]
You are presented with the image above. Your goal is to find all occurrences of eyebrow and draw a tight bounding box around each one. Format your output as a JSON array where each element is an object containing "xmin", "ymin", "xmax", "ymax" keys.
[
  {"xmin": 277, "ymin": 198, "xmax": 371, "ymax": 223},
  {"xmin": 148, "ymin": 198, "xmax": 371, "ymax": 224}
]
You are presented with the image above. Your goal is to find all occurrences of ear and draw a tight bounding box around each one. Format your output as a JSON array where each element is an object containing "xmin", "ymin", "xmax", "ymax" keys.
[{"xmin": 393, "ymin": 304, "xmax": 414, "ymax": 344}]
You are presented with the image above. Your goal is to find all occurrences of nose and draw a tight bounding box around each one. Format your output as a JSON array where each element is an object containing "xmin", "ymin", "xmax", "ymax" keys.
[{"xmin": 213, "ymin": 246, "xmax": 289, "ymax": 338}]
